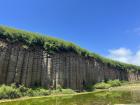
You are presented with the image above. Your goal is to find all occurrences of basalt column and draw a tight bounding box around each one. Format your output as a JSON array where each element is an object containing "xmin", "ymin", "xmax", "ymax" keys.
[{"xmin": 0, "ymin": 42, "xmax": 139, "ymax": 90}]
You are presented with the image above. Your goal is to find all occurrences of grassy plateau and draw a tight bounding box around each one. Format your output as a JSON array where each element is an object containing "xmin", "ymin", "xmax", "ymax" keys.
[{"xmin": 0, "ymin": 25, "xmax": 140, "ymax": 72}]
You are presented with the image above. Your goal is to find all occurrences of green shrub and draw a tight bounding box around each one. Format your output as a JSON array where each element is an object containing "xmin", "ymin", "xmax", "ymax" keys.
[
  {"xmin": 94, "ymin": 80, "xmax": 122, "ymax": 89},
  {"xmin": 0, "ymin": 84, "xmax": 50, "ymax": 98},
  {"xmin": 52, "ymin": 89, "xmax": 76, "ymax": 94},
  {"xmin": 18, "ymin": 85, "xmax": 29, "ymax": 93},
  {"xmin": 18, "ymin": 85, "xmax": 30, "ymax": 96},
  {"xmin": 26, "ymin": 89, "xmax": 34, "ymax": 96},
  {"xmin": 60, "ymin": 89, "xmax": 76, "ymax": 94},
  {"xmin": 25, "ymin": 88, "xmax": 49, "ymax": 96},
  {"xmin": 33, "ymin": 88, "xmax": 49, "ymax": 96},
  {"xmin": 0, "ymin": 84, "xmax": 76, "ymax": 99},
  {"xmin": 83, "ymin": 84, "xmax": 94, "ymax": 91},
  {"xmin": 94, "ymin": 82, "xmax": 111, "ymax": 89},
  {"xmin": 0, "ymin": 85, "xmax": 21, "ymax": 99},
  {"xmin": 107, "ymin": 80, "xmax": 121, "ymax": 87},
  {"xmin": 56, "ymin": 85, "xmax": 62, "ymax": 92}
]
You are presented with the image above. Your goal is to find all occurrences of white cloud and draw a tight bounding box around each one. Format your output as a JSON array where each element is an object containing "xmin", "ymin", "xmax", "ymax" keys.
[
  {"xmin": 109, "ymin": 48, "xmax": 132, "ymax": 57},
  {"xmin": 107, "ymin": 48, "xmax": 140, "ymax": 66}
]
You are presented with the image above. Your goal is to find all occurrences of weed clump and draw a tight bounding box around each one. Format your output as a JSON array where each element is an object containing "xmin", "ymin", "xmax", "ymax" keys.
[
  {"xmin": 94, "ymin": 79, "xmax": 122, "ymax": 89},
  {"xmin": 0, "ymin": 84, "xmax": 75, "ymax": 99}
]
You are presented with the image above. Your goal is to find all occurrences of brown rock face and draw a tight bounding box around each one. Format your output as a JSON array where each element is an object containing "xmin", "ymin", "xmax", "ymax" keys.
[{"xmin": 0, "ymin": 40, "xmax": 140, "ymax": 90}]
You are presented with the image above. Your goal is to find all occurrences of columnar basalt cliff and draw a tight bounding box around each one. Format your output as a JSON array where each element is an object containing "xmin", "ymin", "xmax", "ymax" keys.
[{"xmin": 0, "ymin": 26, "xmax": 140, "ymax": 90}]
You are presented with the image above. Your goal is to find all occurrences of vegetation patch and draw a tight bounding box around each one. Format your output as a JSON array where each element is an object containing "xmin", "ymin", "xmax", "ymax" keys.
[
  {"xmin": 94, "ymin": 82, "xmax": 111, "ymax": 89},
  {"xmin": 0, "ymin": 84, "xmax": 76, "ymax": 99},
  {"xmin": 0, "ymin": 85, "xmax": 20, "ymax": 99},
  {"xmin": 94, "ymin": 80, "xmax": 122, "ymax": 89},
  {"xmin": 107, "ymin": 79, "xmax": 121, "ymax": 87}
]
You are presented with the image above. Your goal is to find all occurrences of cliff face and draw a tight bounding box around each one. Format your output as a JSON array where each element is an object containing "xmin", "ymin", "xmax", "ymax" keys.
[
  {"xmin": 51, "ymin": 53, "xmax": 128, "ymax": 90},
  {"xmin": 0, "ymin": 39, "xmax": 140, "ymax": 90},
  {"xmin": 0, "ymin": 40, "xmax": 50, "ymax": 87}
]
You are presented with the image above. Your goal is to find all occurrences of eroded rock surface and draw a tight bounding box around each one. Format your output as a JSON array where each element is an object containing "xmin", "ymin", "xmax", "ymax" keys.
[{"xmin": 0, "ymin": 40, "xmax": 140, "ymax": 90}]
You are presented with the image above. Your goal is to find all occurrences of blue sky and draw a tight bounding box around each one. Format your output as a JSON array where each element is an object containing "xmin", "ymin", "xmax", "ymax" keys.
[{"xmin": 1, "ymin": 0, "xmax": 140, "ymax": 65}]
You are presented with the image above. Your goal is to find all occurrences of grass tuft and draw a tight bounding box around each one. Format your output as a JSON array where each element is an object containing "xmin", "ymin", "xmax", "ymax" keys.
[
  {"xmin": 94, "ymin": 82, "xmax": 111, "ymax": 89},
  {"xmin": 0, "ymin": 84, "xmax": 76, "ymax": 99},
  {"xmin": 94, "ymin": 80, "xmax": 122, "ymax": 89}
]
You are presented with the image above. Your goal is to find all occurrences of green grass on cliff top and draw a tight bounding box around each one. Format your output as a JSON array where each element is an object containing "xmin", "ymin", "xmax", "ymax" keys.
[{"xmin": 0, "ymin": 25, "xmax": 140, "ymax": 71}]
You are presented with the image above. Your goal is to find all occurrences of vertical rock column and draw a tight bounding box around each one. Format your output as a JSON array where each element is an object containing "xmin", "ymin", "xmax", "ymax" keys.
[
  {"xmin": 48, "ymin": 56, "xmax": 53, "ymax": 87},
  {"xmin": 78, "ymin": 57, "xmax": 83, "ymax": 90},
  {"xmin": 0, "ymin": 48, "xmax": 11, "ymax": 84},
  {"xmin": 70, "ymin": 54, "xmax": 77, "ymax": 90},
  {"xmin": 25, "ymin": 51, "xmax": 34, "ymax": 87},
  {"xmin": 14, "ymin": 48, "xmax": 25, "ymax": 84},
  {"xmin": 31, "ymin": 51, "xmax": 38, "ymax": 86},
  {"xmin": 41, "ymin": 51, "xmax": 48, "ymax": 87},
  {"xmin": 6, "ymin": 47, "xmax": 19, "ymax": 84},
  {"xmin": 65, "ymin": 55, "xmax": 70, "ymax": 88},
  {"xmin": 36, "ymin": 50, "xmax": 43, "ymax": 87},
  {"xmin": 58, "ymin": 53, "xmax": 65, "ymax": 88},
  {"xmin": 21, "ymin": 50, "xmax": 30, "ymax": 85},
  {"xmin": 51, "ymin": 54, "xmax": 60, "ymax": 88}
]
